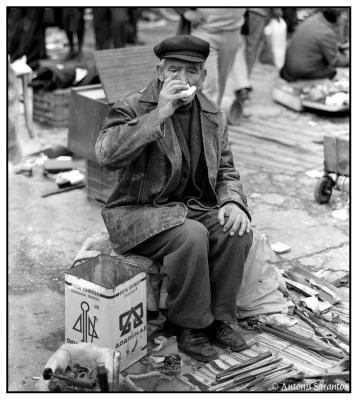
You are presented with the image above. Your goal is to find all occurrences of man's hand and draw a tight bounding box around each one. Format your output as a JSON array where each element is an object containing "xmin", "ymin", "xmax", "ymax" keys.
[
  {"xmin": 157, "ymin": 77, "xmax": 196, "ymax": 123},
  {"xmin": 218, "ymin": 203, "xmax": 251, "ymax": 236}
]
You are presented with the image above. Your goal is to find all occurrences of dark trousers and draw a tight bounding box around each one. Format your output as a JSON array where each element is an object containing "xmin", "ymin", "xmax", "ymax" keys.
[
  {"xmin": 92, "ymin": 8, "xmax": 130, "ymax": 50},
  {"xmin": 280, "ymin": 65, "xmax": 337, "ymax": 82},
  {"xmin": 133, "ymin": 208, "xmax": 253, "ymax": 329}
]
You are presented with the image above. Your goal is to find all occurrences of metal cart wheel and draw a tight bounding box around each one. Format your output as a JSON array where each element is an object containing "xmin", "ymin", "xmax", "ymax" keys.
[{"xmin": 314, "ymin": 176, "xmax": 335, "ymax": 204}]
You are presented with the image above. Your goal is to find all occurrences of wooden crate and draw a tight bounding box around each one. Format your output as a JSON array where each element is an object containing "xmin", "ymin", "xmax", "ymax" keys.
[
  {"xmin": 272, "ymin": 82, "xmax": 303, "ymax": 112},
  {"xmin": 86, "ymin": 159, "xmax": 118, "ymax": 204},
  {"xmin": 324, "ymin": 135, "xmax": 349, "ymax": 176},
  {"xmin": 33, "ymin": 88, "xmax": 71, "ymax": 127}
]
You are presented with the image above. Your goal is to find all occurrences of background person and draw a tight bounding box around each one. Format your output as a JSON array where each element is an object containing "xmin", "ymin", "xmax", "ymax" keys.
[{"xmin": 280, "ymin": 8, "xmax": 349, "ymax": 82}]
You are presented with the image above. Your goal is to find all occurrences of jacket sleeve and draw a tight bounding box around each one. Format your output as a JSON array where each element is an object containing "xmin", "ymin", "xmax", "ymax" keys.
[
  {"xmin": 215, "ymin": 112, "xmax": 251, "ymax": 220},
  {"xmin": 95, "ymin": 97, "xmax": 164, "ymax": 170},
  {"xmin": 319, "ymin": 30, "xmax": 349, "ymax": 68}
]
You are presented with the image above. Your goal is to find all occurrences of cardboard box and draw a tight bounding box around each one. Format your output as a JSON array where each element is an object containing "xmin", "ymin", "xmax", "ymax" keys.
[
  {"xmin": 65, "ymin": 254, "xmax": 147, "ymax": 371},
  {"xmin": 67, "ymin": 46, "xmax": 157, "ymax": 163},
  {"xmin": 324, "ymin": 135, "xmax": 349, "ymax": 176}
]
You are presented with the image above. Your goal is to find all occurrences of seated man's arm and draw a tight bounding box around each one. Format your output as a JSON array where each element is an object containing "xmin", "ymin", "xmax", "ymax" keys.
[
  {"xmin": 319, "ymin": 31, "xmax": 349, "ymax": 68},
  {"xmin": 215, "ymin": 112, "xmax": 251, "ymax": 219},
  {"xmin": 216, "ymin": 112, "xmax": 251, "ymax": 236},
  {"xmin": 95, "ymin": 97, "xmax": 164, "ymax": 170}
]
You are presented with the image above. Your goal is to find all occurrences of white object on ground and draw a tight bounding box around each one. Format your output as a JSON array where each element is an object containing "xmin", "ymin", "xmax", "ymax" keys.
[
  {"xmin": 325, "ymin": 92, "xmax": 349, "ymax": 106},
  {"xmin": 55, "ymin": 170, "xmax": 85, "ymax": 186},
  {"xmin": 302, "ymin": 296, "xmax": 332, "ymax": 313},
  {"xmin": 305, "ymin": 169, "xmax": 323, "ymax": 178},
  {"xmin": 259, "ymin": 313, "xmax": 298, "ymax": 327},
  {"xmin": 284, "ymin": 278, "xmax": 319, "ymax": 297},
  {"xmin": 271, "ymin": 242, "xmax": 291, "ymax": 254},
  {"xmin": 332, "ymin": 208, "xmax": 348, "ymax": 221},
  {"xmin": 250, "ymin": 192, "xmax": 262, "ymax": 199}
]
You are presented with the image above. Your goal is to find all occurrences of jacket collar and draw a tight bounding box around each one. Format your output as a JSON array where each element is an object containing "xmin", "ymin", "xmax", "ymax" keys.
[{"xmin": 139, "ymin": 79, "xmax": 220, "ymax": 114}]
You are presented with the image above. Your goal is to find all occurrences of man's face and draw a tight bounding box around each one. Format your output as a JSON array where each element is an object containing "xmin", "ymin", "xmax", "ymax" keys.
[{"xmin": 159, "ymin": 59, "xmax": 206, "ymax": 90}]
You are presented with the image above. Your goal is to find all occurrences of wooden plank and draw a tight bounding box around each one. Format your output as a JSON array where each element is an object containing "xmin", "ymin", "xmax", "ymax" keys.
[
  {"xmin": 246, "ymin": 117, "xmax": 323, "ymax": 139},
  {"xmin": 231, "ymin": 124, "xmax": 314, "ymax": 151},
  {"xmin": 229, "ymin": 135, "xmax": 322, "ymax": 173},
  {"xmin": 230, "ymin": 118, "xmax": 322, "ymax": 144},
  {"xmin": 93, "ymin": 46, "xmax": 157, "ymax": 104},
  {"xmin": 231, "ymin": 146, "xmax": 309, "ymax": 173},
  {"xmin": 229, "ymin": 134, "xmax": 322, "ymax": 166}
]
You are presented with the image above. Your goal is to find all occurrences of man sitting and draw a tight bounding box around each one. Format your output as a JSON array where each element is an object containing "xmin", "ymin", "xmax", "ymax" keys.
[
  {"xmin": 95, "ymin": 35, "xmax": 253, "ymax": 362},
  {"xmin": 280, "ymin": 8, "xmax": 349, "ymax": 82}
]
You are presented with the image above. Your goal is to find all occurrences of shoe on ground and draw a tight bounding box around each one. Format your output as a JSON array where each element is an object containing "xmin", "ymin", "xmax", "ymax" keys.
[
  {"xmin": 211, "ymin": 320, "xmax": 249, "ymax": 352},
  {"xmin": 235, "ymin": 88, "xmax": 250, "ymax": 102},
  {"xmin": 167, "ymin": 322, "xmax": 218, "ymax": 362},
  {"xmin": 228, "ymin": 98, "xmax": 244, "ymax": 125}
]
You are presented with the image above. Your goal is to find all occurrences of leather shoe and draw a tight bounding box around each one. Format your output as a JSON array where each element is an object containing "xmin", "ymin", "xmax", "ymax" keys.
[
  {"xmin": 211, "ymin": 320, "xmax": 249, "ymax": 352},
  {"xmin": 168, "ymin": 323, "xmax": 218, "ymax": 362}
]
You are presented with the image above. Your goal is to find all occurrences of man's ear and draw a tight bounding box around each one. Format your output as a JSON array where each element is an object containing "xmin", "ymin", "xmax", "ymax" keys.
[
  {"xmin": 198, "ymin": 68, "xmax": 207, "ymax": 90},
  {"xmin": 201, "ymin": 68, "xmax": 207, "ymax": 83},
  {"xmin": 157, "ymin": 65, "xmax": 164, "ymax": 82}
]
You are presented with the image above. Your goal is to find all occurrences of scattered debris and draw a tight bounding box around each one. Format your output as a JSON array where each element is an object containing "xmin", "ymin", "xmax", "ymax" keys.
[
  {"xmin": 301, "ymin": 296, "xmax": 332, "ymax": 313},
  {"xmin": 55, "ymin": 170, "xmax": 85, "ymax": 188},
  {"xmin": 332, "ymin": 208, "xmax": 349, "ymax": 221},
  {"xmin": 151, "ymin": 336, "xmax": 178, "ymax": 356},
  {"xmin": 250, "ymin": 193, "xmax": 262, "ymax": 199},
  {"xmin": 258, "ymin": 314, "xmax": 298, "ymax": 328},
  {"xmin": 184, "ymin": 351, "xmax": 298, "ymax": 392},
  {"xmin": 270, "ymin": 242, "xmax": 291, "ymax": 254},
  {"xmin": 305, "ymin": 169, "xmax": 323, "ymax": 178},
  {"xmin": 41, "ymin": 183, "xmax": 86, "ymax": 198},
  {"xmin": 43, "ymin": 158, "xmax": 73, "ymax": 173}
]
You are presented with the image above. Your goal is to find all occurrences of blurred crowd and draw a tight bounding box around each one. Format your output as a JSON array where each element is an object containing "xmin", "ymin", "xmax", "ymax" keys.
[
  {"xmin": 7, "ymin": 7, "xmax": 144, "ymax": 69},
  {"xmin": 7, "ymin": 7, "xmax": 350, "ymax": 164}
]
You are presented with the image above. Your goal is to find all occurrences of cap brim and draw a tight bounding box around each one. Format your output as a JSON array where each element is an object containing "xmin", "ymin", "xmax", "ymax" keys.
[{"xmin": 163, "ymin": 54, "xmax": 205, "ymax": 63}]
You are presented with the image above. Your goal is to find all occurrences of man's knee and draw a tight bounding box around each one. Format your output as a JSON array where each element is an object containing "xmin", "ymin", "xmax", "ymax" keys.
[
  {"xmin": 220, "ymin": 228, "xmax": 253, "ymax": 253},
  {"xmin": 172, "ymin": 219, "xmax": 209, "ymax": 248},
  {"xmin": 233, "ymin": 229, "xmax": 253, "ymax": 252}
]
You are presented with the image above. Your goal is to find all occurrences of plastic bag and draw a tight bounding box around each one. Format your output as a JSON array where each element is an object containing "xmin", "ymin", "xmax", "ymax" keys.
[
  {"xmin": 236, "ymin": 234, "xmax": 289, "ymax": 318},
  {"xmin": 262, "ymin": 18, "xmax": 287, "ymax": 68},
  {"xmin": 259, "ymin": 34, "xmax": 275, "ymax": 66}
]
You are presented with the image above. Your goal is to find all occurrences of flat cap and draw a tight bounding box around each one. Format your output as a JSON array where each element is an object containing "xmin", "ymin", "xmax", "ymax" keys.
[{"xmin": 154, "ymin": 35, "xmax": 210, "ymax": 63}]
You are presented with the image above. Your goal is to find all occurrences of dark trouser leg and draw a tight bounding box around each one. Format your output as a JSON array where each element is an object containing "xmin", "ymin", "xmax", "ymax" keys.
[
  {"xmin": 66, "ymin": 30, "xmax": 74, "ymax": 52},
  {"xmin": 110, "ymin": 8, "xmax": 129, "ymax": 48},
  {"xmin": 189, "ymin": 209, "xmax": 253, "ymax": 321},
  {"xmin": 245, "ymin": 12, "xmax": 266, "ymax": 75},
  {"xmin": 92, "ymin": 8, "xmax": 111, "ymax": 50},
  {"xmin": 76, "ymin": 18, "xmax": 85, "ymax": 54},
  {"xmin": 132, "ymin": 219, "xmax": 214, "ymax": 329}
]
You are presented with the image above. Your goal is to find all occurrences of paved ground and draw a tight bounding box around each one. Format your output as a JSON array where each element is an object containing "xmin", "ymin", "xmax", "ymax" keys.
[{"xmin": 8, "ymin": 17, "xmax": 349, "ymax": 391}]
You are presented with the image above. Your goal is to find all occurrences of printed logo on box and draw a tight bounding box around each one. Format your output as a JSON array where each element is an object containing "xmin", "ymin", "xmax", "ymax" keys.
[
  {"xmin": 72, "ymin": 301, "xmax": 99, "ymax": 342},
  {"xmin": 119, "ymin": 303, "xmax": 144, "ymax": 336}
]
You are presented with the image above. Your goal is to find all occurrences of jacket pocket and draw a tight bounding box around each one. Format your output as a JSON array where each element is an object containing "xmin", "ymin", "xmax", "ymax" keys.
[{"xmin": 127, "ymin": 172, "xmax": 144, "ymax": 204}]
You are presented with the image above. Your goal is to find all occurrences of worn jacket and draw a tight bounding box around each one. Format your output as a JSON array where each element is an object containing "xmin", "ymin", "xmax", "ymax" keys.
[{"xmin": 95, "ymin": 79, "xmax": 250, "ymax": 253}]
